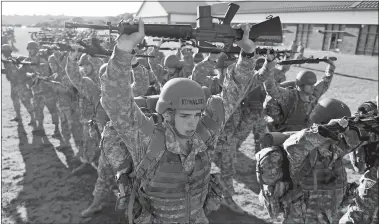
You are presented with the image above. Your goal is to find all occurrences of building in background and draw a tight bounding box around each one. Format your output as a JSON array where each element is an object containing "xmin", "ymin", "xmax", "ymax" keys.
[{"xmin": 136, "ymin": 0, "xmax": 378, "ymax": 56}]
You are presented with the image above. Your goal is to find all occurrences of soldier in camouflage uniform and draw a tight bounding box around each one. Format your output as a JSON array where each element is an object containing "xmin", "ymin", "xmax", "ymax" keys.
[
  {"xmin": 2, "ymin": 44, "xmax": 36, "ymax": 124},
  {"xmin": 281, "ymin": 98, "xmax": 361, "ymax": 224},
  {"xmin": 339, "ymin": 98, "xmax": 379, "ymax": 224},
  {"xmin": 48, "ymin": 47, "xmax": 82, "ymax": 148},
  {"xmin": 80, "ymin": 56, "xmax": 150, "ymax": 217},
  {"xmin": 23, "ymin": 41, "xmax": 60, "ymax": 136},
  {"xmin": 100, "ymin": 18, "xmax": 269, "ymax": 223},
  {"xmin": 175, "ymin": 42, "xmax": 194, "ymax": 78},
  {"xmin": 264, "ymin": 60, "xmax": 335, "ymax": 132},
  {"xmin": 65, "ymin": 52, "xmax": 105, "ymax": 168}
]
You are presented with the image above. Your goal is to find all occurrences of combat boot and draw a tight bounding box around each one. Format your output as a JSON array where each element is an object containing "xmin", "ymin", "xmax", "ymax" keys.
[{"xmin": 81, "ymin": 196, "xmax": 103, "ymax": 217}]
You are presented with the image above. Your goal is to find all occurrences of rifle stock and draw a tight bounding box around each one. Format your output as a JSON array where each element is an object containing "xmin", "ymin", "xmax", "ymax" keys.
[{"xmin": 65, "ymin": 3, "xmax": 283, "ymax": 53}]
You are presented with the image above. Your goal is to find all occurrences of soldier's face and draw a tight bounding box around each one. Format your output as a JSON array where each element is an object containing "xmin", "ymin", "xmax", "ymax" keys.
[
  {"xmin": 301, "ymin": 84, "xmax": 314, "ymax": 95},
  {"xmin": 174, "ymin": 109, "xmax": 202, "ymax": 136},
  {"xmin": 165, "ymin": 67, "xmax": 177, "ymax": 76},
  {"xmin": 28, "ymin": 49, "xmax": 37, "ymax": 56}
]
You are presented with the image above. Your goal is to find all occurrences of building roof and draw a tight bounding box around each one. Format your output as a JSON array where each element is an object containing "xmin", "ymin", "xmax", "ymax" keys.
[{"xmin": 211, "ymin": 1, "xmax": 379, "ymax": 14}]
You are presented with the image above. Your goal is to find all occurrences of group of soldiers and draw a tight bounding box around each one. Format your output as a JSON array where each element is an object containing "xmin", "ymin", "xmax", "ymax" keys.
[{"xmin": 2, "ymin": 16, "xmax": 378, "ymax": 224}]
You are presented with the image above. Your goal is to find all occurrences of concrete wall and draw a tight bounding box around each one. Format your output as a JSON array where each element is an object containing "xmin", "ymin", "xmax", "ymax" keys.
[
  {"xmin": 340, "ymin": 24, "xmax": 360, "ymax": 54},
  {"xmin": 215, "ymin": 10, "xmax": 378, "ymax": 25},
  {"xmin": 307, "ymin": 24, "xmax": 325, "ymax": 50}
]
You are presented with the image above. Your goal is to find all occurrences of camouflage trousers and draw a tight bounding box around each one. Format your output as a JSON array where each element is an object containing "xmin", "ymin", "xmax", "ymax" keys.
[
  {"xmin": 136, "ymin": 208, "xmax": 209, "ymax": 224},
  {"xmin": 93, "ymin": 123, "xmax": 131, "ymax": 201},
  {"xmin": 283, "ymin": 187, "xmax": 346, "ymax": 224},
  {"xmin": 57, "ymin": 95, "xmax": 83, "ymax": 147},
  {"xmin": 10, "ymin": 83, "xmax": 34, "ymax": 118},
  {"xmin": 212, "ymin": 135, "xmax": 237, "ymax": 195},
  {"xmin": 79, "ymin": 120, "xmax": 101, "ymax": 164},
  {"xmin": 235, "ymin": 103, "xmax": 267, "ymax": 153},
  {"xmin": 33, "ymin": 91, "xmax": 59, "ymax": 129},
  {"xmin": 339, "ymin": 166, "xmax": 379, "ymax": 224}
]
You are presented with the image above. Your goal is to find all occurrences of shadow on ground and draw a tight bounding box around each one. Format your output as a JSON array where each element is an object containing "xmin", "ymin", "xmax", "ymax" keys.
[{"xmin": 2, "ymin": 123, "xmax": 123, "ymax": 224}]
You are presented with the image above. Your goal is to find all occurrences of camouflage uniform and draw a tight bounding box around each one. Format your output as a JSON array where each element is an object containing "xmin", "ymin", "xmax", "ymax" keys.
[
  {"xmin": 148, "ymin": 48, "xmax": 186, "ymax": 84},
  {"xmin": 264, "ymin": 63, "xmax": 335, "ymax": 132},
  {"xmin": 3, "ymin": 61, "xmax": 35, "ymax": 122},
  {"xmin": 339, "ymin": 165, "xmax": 378, "ymax": 224},
  {"xmin": 23, "ymin": 54, "xmax": 59, "ymax": 131},
  {"xmin": 92, "ymin": 62, "xmax": 150, "ymax": 201},
  {"xmin": 66, "ymin": 57, "xmax": 102, "ymax": 163},
  {"xmin": 100, "ymin": 47, "xmax": 269, "ymax": 223},
  {"xmin": 282, "ymin": 125, "xmax": 362, "ymax": 224},
  {"xmin": 49, "ymin": 52, "xmax": 82, "ymax": 147},
  {"xmin": 176, "ymin": 48, "xmax": 194, "ymax": 78}
]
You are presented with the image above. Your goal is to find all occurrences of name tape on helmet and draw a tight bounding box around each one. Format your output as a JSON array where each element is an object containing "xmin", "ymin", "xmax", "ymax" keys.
[{"xmin": 180, "ymin": 97, "xmax": 205, "ymax": 108}]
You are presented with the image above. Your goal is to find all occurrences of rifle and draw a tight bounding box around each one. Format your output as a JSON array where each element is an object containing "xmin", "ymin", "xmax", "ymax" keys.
[
  {"xmin": 2, "ymin": 57, "xmax": 37, "ymax": 66},
  {"xmin": 65, "ymin": 3, "xmax": 283, "ymax": 53},
  {"xmin": 27, "ymin": 72, "xmax": 62, "ymax": 85},
  {"xmin": 53, "ymin": 41, "xmax": 155, "ymax": 58},
  {"xmin": 255, "ymin": 47, "xmax": 297, "ymax": 60},
  {"xmin": 278, "ymin": 56, "xmax": 337, "ymax": 65},
  {"xmin": 319, "ymin": 114, "xmax": 379, "ymax": 141}
]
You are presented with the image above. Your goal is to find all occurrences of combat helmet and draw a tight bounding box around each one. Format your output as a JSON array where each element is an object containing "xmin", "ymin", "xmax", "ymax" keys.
[
  {"xmin": 156, "ymin": 78, "xmax": 206, "ymax": 114},
  {"xmin": 164, "ymin": 55, "xmax": 181, "ymax": 69},
  {"xmin": 295, "ymin": 70, "xmax": 317, "ymax": 86},
  {"xmin": 27, "ymin": 41, "xmax": 39, "ymax": 50},
  {"xmin": 193, "ymin": 53, "xmax": 204, "ymax": 64},
  {"xmin": 309, "ymin": 98, "xmax": 351, "ymax": 124},
  {"xmin": 2, "ymin": 44, "xmax": 12, "ymax": 52}
]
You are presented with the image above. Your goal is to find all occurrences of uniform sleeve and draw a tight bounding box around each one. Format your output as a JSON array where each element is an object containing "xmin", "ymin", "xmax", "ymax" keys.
[
  {"xmin": 65, "ymin": 57, "xmax": 88, "ymax": 97},
  {"xmin": 191, "ymin": 60, "xmax": 216, "ymax": 87},
  {"xmin": 264, "ymin": 62, "xmax": 292, "ymax": 107},
  {"xmin": 313, "ymin": 63, "xmax": 335, "ymax": 99},
  {"xmin": 131, "ymin": 64, "xmax": 150, "ymax": 96},
  {"xmin": 48, "ymin": 55, "xmax": 59, "ymax": 74},
  {"xmin": 100, "ymin": 46, "xmax": 154, "ymax": 165}
]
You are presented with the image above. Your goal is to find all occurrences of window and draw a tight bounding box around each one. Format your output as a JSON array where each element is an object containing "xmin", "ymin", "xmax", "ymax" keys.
[{"xmin": 356, "ymin": 25, "xmax": 378, "ymax": 56}]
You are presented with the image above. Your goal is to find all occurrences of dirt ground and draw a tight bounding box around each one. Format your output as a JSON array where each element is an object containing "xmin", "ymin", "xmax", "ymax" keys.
[{"xmin": 1, "ymin": 27, "xmax": 378, "ymax": 224}]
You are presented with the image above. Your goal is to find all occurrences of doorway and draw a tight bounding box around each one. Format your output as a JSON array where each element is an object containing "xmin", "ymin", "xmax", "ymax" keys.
[{"xmin": 329, "ymin": 33, "xmax": 337, "ymax": 51}]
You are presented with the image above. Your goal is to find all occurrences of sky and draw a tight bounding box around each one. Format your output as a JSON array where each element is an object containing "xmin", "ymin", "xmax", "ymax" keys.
[{"xmin": 2, "ymin": 2, "xmax": 144, "ymax": 17}]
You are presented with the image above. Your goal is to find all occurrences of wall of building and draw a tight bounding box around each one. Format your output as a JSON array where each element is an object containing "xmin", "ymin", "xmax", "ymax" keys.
[
  {"xmin": 141, "ymin": 16, "xmax": 168, "ymax": 24},
  {"xmin": 170, "ymin": 14, "xmax": 198, "ymax": 24},
  {"xmin": 136, "ymin": 1, "xmax": 168, "ymax": 17}
]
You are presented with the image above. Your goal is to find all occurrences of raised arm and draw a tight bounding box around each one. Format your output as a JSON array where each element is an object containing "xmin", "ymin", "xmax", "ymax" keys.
[
  {"xmin": 131, "ymin": 62, "xmax": 150, "ymax": 96},
  {"xmin": 263, "ymin": 61, "xmax": 292, "ymax": 105},
  {"xmin": 313, "ymin": 61, "xmax": 335, "ymax": 99},
  {"xmin": 100, "ymin": 19, "xmax": 154, "ymax": 165},
  {"xmin": 65, "ymin": 51, "xmax": 87, "ymax": 97}
]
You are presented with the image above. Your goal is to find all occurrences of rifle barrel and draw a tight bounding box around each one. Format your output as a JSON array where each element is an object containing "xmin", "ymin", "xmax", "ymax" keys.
[{"xmin": 65, "ymin": 22, "xmax": 194, "ymax": 40}]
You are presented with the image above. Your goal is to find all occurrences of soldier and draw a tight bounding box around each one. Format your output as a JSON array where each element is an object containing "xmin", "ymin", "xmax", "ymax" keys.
[
  {"xmin": 176, "ymin": 42, "xmax": 194, "ymax": 78},
  {"xmin": 2, "ymin": 44, "xmax": 35, "ymax": 124},
  {"xmin": 100, "ymin": 18, "xmax": 268, "ymax": 223},
  {"xmin": 66, "ymin": 46, "xmax": 150, "ymax": 172},
  {"xmin": 349, "ymin": 101, "xmax": 378, "ymax": 173},
  {"xmin": 263, "ymin": 60, "xmax": 335, "ymax": 132},
  {"xmin": 81, "ymin": 59, "xmax": 153, "ymax": 217},
  {"xmin": 339, "ymin": 98, "xmax": 379, "ymax": 224},
  {"xmin": 281, "ymin": 98, "xmax": 361, "ymax": 224},
  {"xmin": 23, "ymin": 41, "xmax": 60, "ymax": 136},
  {"xmin": 213, "ymin": 54, "xmax": 275, "ymax": 205},
  {"xmin": 193, "ymin": 52, "xmax": 204, "ymax": 65},
  {"xmin": 48, "ymin": 47, "xmax": 82, "ymax": 149}
]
